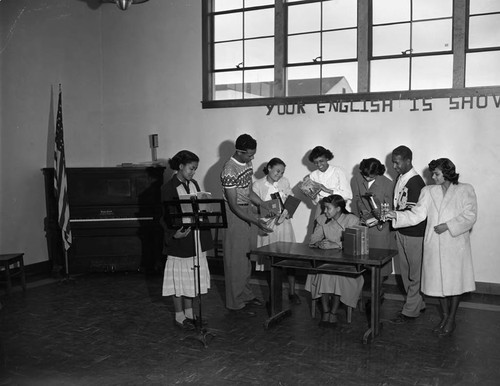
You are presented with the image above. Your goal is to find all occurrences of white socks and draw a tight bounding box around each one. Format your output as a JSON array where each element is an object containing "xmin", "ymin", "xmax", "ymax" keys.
[
  {"xmin": 184, "ymin": 308, "xmax": 194, "ymax": 319},
  {"xmin": 175, "ymin": 311, "xmax": 185, "ymax": 323}
]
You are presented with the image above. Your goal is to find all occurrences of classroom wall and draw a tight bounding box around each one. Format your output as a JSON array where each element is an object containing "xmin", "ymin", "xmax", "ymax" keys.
[{"xmin": 1, "ymin": 0, "xmax": 499, "ymax": 284}]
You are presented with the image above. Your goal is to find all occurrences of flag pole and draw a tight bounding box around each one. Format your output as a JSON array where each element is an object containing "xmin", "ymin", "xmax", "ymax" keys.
[{"xmin": 54, "ymin": 84, "xmax": 74, "ymax": 284}]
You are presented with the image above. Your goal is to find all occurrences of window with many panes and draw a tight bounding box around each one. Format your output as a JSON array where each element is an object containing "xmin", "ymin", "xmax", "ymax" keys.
[
  {"xmin": 202, "ymin": 0, "xmax": 500, "ymax": 108},
  {"xmin": 371, "ymin": 0, "xmax": 453, "ymax": 91},
  {"xmin": 466, "ymin": 0, "xmax": 500, "ymax": 87},
  {"xmin": 211, "ymin": 0, "xmax": 275, "ymax": 100},
  {"xmin": 287, "ymin": 0, "xmax": 358, "ymax": 96}
]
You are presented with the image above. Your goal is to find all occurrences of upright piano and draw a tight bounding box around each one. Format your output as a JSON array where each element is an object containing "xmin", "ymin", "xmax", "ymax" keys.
[{"xmin": 43, "ymin": 166, "xmax": 165, "ymax": 274}]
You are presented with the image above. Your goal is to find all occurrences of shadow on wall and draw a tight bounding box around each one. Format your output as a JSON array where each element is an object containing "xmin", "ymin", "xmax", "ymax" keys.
[
  {"xmin": 253, "ymin": 162, "xmax": 267, "ymax": 181},
  {"xmin": 203, "ymin": 140, "xmax": 234, "ymax": 199},
  {"xmin": 384, "ymin": 152, "xmax": 398, "ymax": 182},
  {"xmin": 295, "ymin": 148, "xmax": 318, "ymax": 244},
  {"xmin": 422, "ymin": 163, "xmax": 433, "ymax": 186}
]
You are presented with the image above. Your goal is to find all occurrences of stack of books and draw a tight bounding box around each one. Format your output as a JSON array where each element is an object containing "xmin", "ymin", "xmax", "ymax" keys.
[{"xmin": 343, "ymin": 225, "xmax": 370, "ymax": 256}]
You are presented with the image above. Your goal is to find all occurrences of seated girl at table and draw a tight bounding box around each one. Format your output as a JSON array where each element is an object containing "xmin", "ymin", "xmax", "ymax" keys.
[{"xmin": 304, "ymin": 194, "xmax": 364, "ymax": 327}]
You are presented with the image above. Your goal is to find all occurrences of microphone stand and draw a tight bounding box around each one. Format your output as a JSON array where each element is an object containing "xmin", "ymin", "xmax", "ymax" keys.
[{"xmin": 182, "ymin": 196, "xmax": 215, "ymax": 348}]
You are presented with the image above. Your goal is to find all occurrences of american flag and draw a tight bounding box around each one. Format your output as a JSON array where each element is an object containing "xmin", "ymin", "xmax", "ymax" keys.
[{"xmin": 54, "ymin": 87, "xmax": 72, "ymax": 250}]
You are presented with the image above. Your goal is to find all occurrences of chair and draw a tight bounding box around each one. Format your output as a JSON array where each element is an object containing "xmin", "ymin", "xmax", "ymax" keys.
[
  {"xmin": 311, "ymin": 291, "xmax": 363, "ymax": 324},
  {"xmin": 309, "ymin": 263, "xmax": 365, "ymax": 324},
  {"xmin": 0, "ymin": 253, "xmax": 26, "ymax": 295}
]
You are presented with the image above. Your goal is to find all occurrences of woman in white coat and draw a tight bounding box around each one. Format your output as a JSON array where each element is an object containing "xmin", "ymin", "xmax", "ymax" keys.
[{"xmin": 386, "ymin": 158, "xmax": 477, "ymax": 337}]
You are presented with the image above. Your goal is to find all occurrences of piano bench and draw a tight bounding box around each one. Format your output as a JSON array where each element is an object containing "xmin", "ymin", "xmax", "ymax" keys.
[{"xmin": 0, "ymin": 253, "xmax": 26, "ymax": 295}]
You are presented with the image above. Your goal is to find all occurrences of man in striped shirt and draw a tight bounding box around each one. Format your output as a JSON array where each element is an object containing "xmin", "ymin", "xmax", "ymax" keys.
[{"xmin": 220, "ymin": 134, "xmax": 274, "ymax": 315}]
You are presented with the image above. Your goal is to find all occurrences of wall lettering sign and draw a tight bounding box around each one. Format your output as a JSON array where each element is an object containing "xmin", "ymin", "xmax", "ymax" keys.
[{"xmin": 265, "ymin": 95, "xmax": 500, "ymax": 116}]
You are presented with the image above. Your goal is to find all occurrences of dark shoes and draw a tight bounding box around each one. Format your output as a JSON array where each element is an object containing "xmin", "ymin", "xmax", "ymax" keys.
[
  {"xmin": 230, "ymin": 305, "xmax": 257, "ymax": 317},
  {"xmin": 245, "ymin": 298, "xmax": 264, "ymax": 307},
  {"xmin": 390, "ymin": 308, "xmax": 426, "ymax": 324},
  {"xmin": 319, "ymin": 311, "xmax": 337, "ymax": 328},
  {"xmin": 432, "ymin": 315, "xmax": 449, "ymax": 334},
  {"xmin": 288, "ymin": 293, "xmax": 301, "ymax": 305},
  {"xmin": 230, "ymin": 299, "xmax": 262, "ymax": 317},
  {"xmin": 185, "ymin": 317, "xmax": 208, "ymax": 328},
  {"xmin": 438, "ymin": 321, "xmax": 456, "ymax": 337},
  {"xmin": 389, "ymin": 313, "xmax": 417, "ymax": 324},
  {"xmin": 173, "ymin": 318, "xmax": 195, "ymax": 331}
]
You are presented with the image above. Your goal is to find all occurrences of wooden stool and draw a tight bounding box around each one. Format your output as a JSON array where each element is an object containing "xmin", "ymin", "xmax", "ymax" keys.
[{"xmin": 0, "ymin": 253, "xmax": 26, "ymax": 295}]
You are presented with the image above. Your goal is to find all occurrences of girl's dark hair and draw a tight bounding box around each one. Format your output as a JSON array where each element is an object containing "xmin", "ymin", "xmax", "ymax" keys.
[
  {"xmin": 428, "ymin": 158, "xmax": 459, "ymax": 184},
  {"xmin": 359, "ymin": 158, "xmax": 386, "ymax": 177},
  {"xmin": 168, "ymin": 150, "xmax": 199, "ymax": 171},
  {"xmin": 263, "ymin": 157, "xmax": 286, "ymax": 175},
  {"xmin": 308, "ymin": 146, "xmax": 334, "ymax": 163},
  {"xmin": 322, "ymin": 194, "xmax": 350, "ymax": 214}
]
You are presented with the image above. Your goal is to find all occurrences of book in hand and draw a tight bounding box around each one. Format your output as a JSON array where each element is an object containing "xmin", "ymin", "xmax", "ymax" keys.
[
  {"xmin": 283, "ymin": 195, "xmax": 301, "ymax": 217},
  {"xmin": 299, "ymin": 178, "xmax": 322, "ymax": 199},
  {"xmin": 276, "ymin": 195, "xmax": 301, "ymax": 224},
  {"xmin": 260, "ymin": 198, "xmax": 281, "ymax": 219}
]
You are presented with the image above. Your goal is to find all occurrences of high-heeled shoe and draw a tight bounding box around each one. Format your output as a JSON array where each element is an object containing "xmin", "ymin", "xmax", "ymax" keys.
[
  {"xmin": 328, "ymin": 312, "xmax": 338, "ymax": 327},
  {"xmin": 438, "ymin": 321, "xmax": 456, "ymax": 337},
  {"xmin": 432, "ymin": 315, "xmax": 449, "ymax": 334},
  {"xmin": 319, "ymin": 309, "xmax": 331, "ymax": 328}
]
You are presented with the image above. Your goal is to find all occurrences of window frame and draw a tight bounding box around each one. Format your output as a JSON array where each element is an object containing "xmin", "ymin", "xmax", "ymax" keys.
[{"xmin": 202, "ymin": 0, "xmax": 500, "ymax": 109}]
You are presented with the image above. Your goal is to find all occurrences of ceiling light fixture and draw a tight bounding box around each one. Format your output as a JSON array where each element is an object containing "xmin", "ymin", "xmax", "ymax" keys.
[{"xmin": 103, "ymin": 0, "xmax": 150, "ymax": 11}]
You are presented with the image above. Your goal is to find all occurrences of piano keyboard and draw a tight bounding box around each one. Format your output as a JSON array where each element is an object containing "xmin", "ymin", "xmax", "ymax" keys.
[{"xmin": 70, "ymin": 217, "xmax": 154, "ymax": 223}]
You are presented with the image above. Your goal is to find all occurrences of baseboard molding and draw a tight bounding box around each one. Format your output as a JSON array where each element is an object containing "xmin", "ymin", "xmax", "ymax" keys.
[
  {"xmin": 24, "ymin": 260, "xmax": 52, "ymax": 279},
  {"xmin": 475, "ymin": 281, "xmax": 500, "ymax": 296},
  {"xmin": 386, "ymin": 274, "xmax": 500, "ymax": 296}
]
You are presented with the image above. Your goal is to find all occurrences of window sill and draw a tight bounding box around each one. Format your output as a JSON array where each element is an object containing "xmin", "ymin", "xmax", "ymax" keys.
[{"xmin": 201, "ymin": 86, "xmax": 500, "ymax": 109}]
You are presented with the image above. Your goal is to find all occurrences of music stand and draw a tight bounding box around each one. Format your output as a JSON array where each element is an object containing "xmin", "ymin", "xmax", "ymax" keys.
[{"xmin": 163, "ymin": 196, "xmax": 227, "ymax": 348}]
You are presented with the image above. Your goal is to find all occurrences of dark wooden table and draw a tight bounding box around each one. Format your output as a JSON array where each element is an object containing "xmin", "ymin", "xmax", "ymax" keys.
[{"xmin": 250, "ymin": 242, "xmax": 397, "ymax": 344}]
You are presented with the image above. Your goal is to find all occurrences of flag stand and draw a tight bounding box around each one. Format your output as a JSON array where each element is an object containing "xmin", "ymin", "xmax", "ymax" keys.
[
  {"xmin": 59, "ymin": 249, "xmax": 76, "ymax": 284},
  {"xmin": 54, "ymin": 85, "xmax": 75, "ymax": 285}
]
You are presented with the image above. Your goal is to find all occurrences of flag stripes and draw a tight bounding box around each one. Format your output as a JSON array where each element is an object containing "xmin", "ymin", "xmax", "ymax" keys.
[{"xmin": 54, "ymin": 87, "xmax": 72, "ymax": 250}]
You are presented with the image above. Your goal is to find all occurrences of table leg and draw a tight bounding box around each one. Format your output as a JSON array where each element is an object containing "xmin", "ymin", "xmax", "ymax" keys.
[
  {"xmin": 20, "ymin": 257, "xmax": 26, "ymax": 292},
  {"xmin": 264, "ymin": 258, "xmax": 291, "ymax": 329},
  {"xmin": 363, "ymin": 266, "xmax": 382, "ymax": 344}
]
